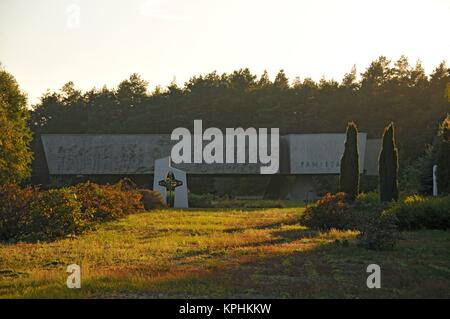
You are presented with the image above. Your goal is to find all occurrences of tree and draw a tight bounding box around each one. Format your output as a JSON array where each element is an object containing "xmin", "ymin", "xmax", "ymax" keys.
[
  {"xmin": 257, "ymin": 70, "xmax": 271, "ymax": 88},
  {"xmin": 340, "ymin": 122, "xmax": 359, "ymax": 201},
  {"xmin": 117, "ymin": 73, "xmax": 149, "ymax": 106},
  {"xmin": 25, "ymin": 58, "xmax": 450, "ymax": 194},
  {"xmin": 0, "ymin": 66, "xmax": 33, "ymax": 184},
  {"xmin": 341, "ymin": 65, "xmax": 358, "ymax": 90},
  {"xmin": 436, "ymin": 115, "xmax": 450, "ymax": 194},
  {"xmin": 361, "ymin": 56, "xmax": 392, "ymax": 88},
  {"xmin": 379, "ymin": 123, "xmax": 399, "ymax": 202},
  {"xmin": 273, "ymin": 70, "xmax": 289, "ymax": 90}
]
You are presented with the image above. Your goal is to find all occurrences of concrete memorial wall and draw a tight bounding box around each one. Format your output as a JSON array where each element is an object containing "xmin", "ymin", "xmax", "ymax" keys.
[
  {"xmin": 285, "ymin": 133, "xmax": 367, "ymax": 174},
  {"xmin": 42, "ymin": 134, "xmax": 380, "ymax": 176},
  {"xmin": 41, "ymin": 134, "xmax": 262, "ymax": 175},
  {"xmin": 42, "ymin": 134, "xmax": 169, "ymax": 175}
]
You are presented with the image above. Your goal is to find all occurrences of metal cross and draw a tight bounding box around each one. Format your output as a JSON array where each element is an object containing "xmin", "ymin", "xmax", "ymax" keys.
[{"xmin": 158, "ymin": 171, "xmax": 183, "ymax": 207}]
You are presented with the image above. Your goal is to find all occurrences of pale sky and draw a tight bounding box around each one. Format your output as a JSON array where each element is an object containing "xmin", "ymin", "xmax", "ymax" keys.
[{"xmin": 1, "ymin": 0, "xmax": 449, "ymax": 105}]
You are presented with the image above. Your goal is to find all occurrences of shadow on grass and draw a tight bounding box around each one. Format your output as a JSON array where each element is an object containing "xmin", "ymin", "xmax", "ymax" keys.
[
  {"xmin": 88, "ymin": 229, "xmax": 450, "ymax": 299},
  {"xmin": 5, "ymin": 213, "xmax": 449, "ymax": 298},
  {"xmin": 223, "ymin": 218, "xmax": 301, "ymax": 233}
]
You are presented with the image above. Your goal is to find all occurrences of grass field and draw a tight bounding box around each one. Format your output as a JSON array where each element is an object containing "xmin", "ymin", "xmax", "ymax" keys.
[{"xmin": 1, "ymin": 207, "xmax": 449, "ymax": 298}]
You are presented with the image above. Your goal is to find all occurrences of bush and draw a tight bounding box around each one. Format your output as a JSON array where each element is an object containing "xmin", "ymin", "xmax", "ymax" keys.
[
  {"xmin": 358, "ymin": 213, "xmax": 399, "ymax": 250},
  {"xmin": 356, "ymin": 192, "xmax": 380, "ymax": 206},
  {"xmin": 140, "ymin": 189, "xmax": 166, "ymax": 209},
  {"xmin": 0, "ymin": 184, "xmax": 38, "ymax": 241},
  {"xmin": 25, "ymin": 188, "xmax": 86, "ymax": 241},
  {"xmin": 115, "ymin": 177, "xmax": 138, "ymax": 191},
  {"xmin": 301, "ymin": 192, "xmax": 399, "ymax": 250},
  {"xmin": 1, "ymin": 186, "xmax": 86, "ymax": 242},
  {"xmin": 300, "ymin": 192, "xmax": 383, "ymax": 231},
  {"xmin": 0, "ymin": 180, "xmax": 146, "ymax": 242},
  {"xmin": 300, "ymin": 193, "xmax": 355, "ymax": 230},
  {"xmin": 70, "ymin": 181, "xmax": 143, "ymax": 221},
  {"xmin": 384, "ymin": 195, "xmax": 450, "ymax": 230}
]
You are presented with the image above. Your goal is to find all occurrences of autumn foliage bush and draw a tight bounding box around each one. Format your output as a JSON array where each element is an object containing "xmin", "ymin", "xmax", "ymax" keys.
[
  {"xmin": 0, "ymin": 185, "xmax": 85, "ymax": 241},
  {"xmin": 0, "ymin": 179, "xmax": 156, "ymax": 242},
  {"xmin": 70, "ymin": 181, "xmax": 144, "ymax": 221},
  {"xmin": 25, "ymin": 188, "xmax": 86, "ymax": 241},
  {"xmin": 300, "ymin": 193, "xmax": 356, "ymax": 230},
  {"xmin": 0, "ymin": 184, "xmax": 38, "ymax": 241}
]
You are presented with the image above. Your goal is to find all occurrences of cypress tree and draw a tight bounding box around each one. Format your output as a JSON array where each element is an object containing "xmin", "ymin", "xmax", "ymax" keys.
[
  {"xmin": 379, "ymin": 123, "xmax": 399, "ymax": 202},
  {"xmin": 339, "ymin": 122, "xmax": 359, "ymax": 201}
]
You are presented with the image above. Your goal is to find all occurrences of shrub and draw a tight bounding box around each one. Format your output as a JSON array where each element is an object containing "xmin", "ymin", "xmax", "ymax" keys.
[
  {"xmin": 384, "ymin": 195, "xmax": 450, "ymax": 230},
  {"xmin": 25, "ymin": 188, "xmax": 85, "ymax": 241},
  {"xmin": 140, "ymin": 189, "xmax": 166, "ymax": 209},
  {"xmin": 71, "ymin": 182, "xmax": 120, "ymax": 221},
  {"xmin": 70, "ymin": 181, "xmax": 143, "ymax": 221},
  {"xmin": 1, "ymin": 185, "xmax": 86, "ymax": 241},
  {"xmin": 358, "ymin": 213, "xmax": 399, "ymax": 250},
  {"xmin": 1, "ymin": 180, "xmax": 146, "ymax": 242},
  {"xmin": 0, "ymin": 184, "xmax": 38, "ymax": 241},
  {"xmin": 115, "ymin": 177, "xmax": 138, "ymax": 192},
  {"xmin": 300, "ymin": 193, "xmax": 355, "ymax": 230},
  {"xmin": 300, "ymin": 192, "xmax": 383, "ymax": 231},
  {"xmin": 356, "ymin": 192, "xmax": 380, "ymax": 206},
  {"xmin": 118, "ymin": 188, "xmax": 145, "ymax": 215}
]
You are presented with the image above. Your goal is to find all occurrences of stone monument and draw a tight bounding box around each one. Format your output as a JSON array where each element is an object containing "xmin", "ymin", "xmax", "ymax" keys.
[{"xmin": 153, "ymin": 157, "xmax": 188, "ymax": 208}]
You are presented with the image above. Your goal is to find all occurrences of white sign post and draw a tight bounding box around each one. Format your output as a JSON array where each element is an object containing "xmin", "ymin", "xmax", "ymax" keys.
[{"xmin": 433, "ymin": 165, "xmax": 438, "ymax": 196}]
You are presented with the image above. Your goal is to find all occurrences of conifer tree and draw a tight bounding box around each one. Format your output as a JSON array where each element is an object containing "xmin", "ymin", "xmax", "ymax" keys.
[
  {"xmin": 379, "ymin": 123, "xmax": 399, "ymax": 202},
  {"xmin": 340, "ymin": 122, "xmax": 359, "ymax": 201}
]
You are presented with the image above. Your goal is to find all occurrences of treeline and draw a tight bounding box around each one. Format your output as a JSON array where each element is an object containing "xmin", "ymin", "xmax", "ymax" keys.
[{"xmin": 29, "ymin": 56, "xmax": 449, "ymax": 184}]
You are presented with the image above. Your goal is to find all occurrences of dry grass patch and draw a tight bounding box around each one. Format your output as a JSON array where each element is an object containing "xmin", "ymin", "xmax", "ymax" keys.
[{"xmin": 1, "ymin": 208, "xmax": 449, "ymax": 298}]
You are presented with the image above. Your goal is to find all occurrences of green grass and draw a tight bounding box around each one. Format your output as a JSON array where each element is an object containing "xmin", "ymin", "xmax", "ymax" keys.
[{"xmin": 1, "ymin": 208, "xmax": 449, "ymax": 298}]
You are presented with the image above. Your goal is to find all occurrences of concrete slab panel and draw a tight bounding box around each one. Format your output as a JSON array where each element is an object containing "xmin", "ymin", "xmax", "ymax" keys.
[
  {"xmin": 287, "ymin": 133, "xmax": 367, "ymax": 174},
  {"xmin": 41, "ymin": 134, "xmax": 262, "ymax": 175}
]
